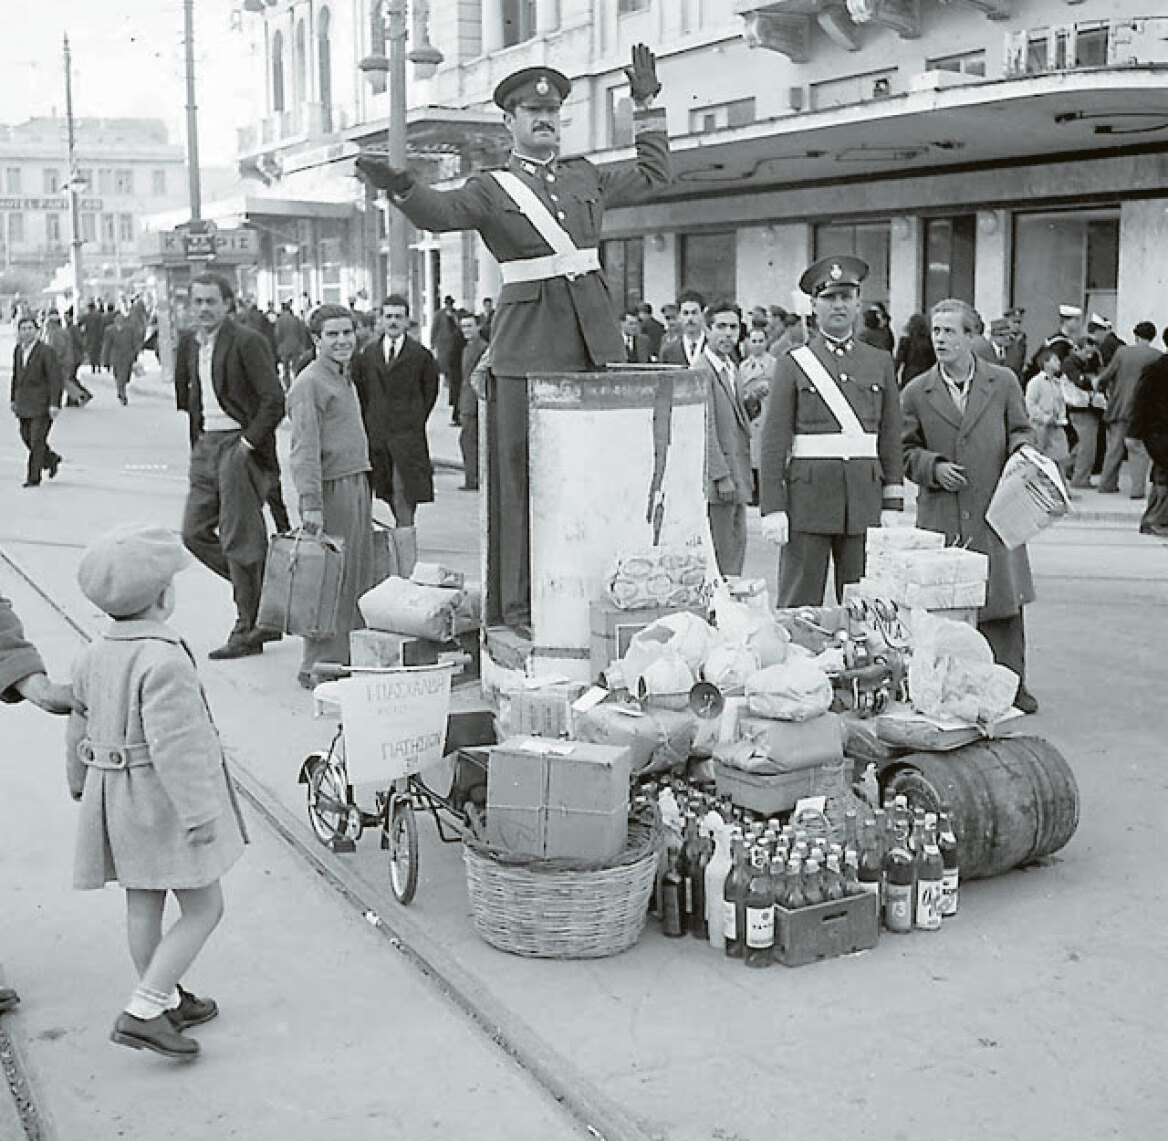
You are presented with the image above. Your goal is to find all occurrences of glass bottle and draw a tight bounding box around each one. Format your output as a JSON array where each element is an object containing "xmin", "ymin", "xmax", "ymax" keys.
[
  {"xmin": 661, "ymin": 848, "xmax": 685, "ymax": 937},
  {"xmin": 722, "ymin": 836, "xmax": 749, "ymax": 959},
  {"xmin": 937, "ymin": 805, "xmax": 960, "ymax": 919},
  {"xmin": 744, "ymin": 851, "xmax": 775, "ymax": 968},
  {"xmin": 883, "ymin": 816, "xmax": 914, "ymax": 933},
  {"xmin": 802, "ymin": 858, "xmax": 825, "ymax": 906},
  {"xmin": 914, "ymin": 815, "xmax": 944, "ymax": 932},
  {"xmin": 704, "ymin": 821, "xmax": 733, "ymax": 952},
  {"xmin": 784, "ymin": 857, "xmax": 806, "ymax": 910},
  {"xmin": 823, "ymin": 853, "xmax": 845, "ymax": 901},
  {"xmin": 858, "ymin": 818, "xmax": 883, "ymax": 901},
  {"xmin": 842, "ymin": 849, "xmax": 862, "ymax": 897},
  {"xmin": 690, "ymin": 818, "xmax": 712, "ymax": 940}
]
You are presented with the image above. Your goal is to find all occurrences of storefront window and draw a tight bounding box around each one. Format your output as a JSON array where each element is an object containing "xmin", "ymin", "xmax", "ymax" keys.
[
  {"xmin": 1011, "ymin": 209, "xmax": 1119, "ymax": 351},
  {"xmin": 601, "ymin": 237, "xmax": 645, "ymax": 312},
  {"xmin": 678, "ymin": 232, "xmax": 735, "ymax": 304},
  {"xmin": 813, "ymin": 221, "xmax": 890, "ymax": 303},
  {"xmin": 922, "ymin": 215, "xmax": 976, "ymax": 313}
]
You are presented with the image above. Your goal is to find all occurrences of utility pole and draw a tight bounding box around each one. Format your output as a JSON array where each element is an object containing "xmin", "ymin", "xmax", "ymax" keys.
[
  {"xmin": 183, "ymin": 0, "xmax": 202, "ymax": 222},
  {"xmin": 63, "ymin": 34, "xmax": 85, "ymax": 307}
]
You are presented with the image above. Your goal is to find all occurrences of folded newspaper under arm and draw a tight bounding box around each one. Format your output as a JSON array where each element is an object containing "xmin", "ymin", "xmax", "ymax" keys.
[{"xmin": 986, "ymin": 444, "xmax": 1072, "ymax": 550}]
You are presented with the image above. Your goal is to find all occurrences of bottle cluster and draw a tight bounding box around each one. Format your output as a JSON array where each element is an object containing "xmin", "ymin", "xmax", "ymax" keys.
[{"xmin": 637, "ymin": 780, "xmax": 960, "ymax": 967}]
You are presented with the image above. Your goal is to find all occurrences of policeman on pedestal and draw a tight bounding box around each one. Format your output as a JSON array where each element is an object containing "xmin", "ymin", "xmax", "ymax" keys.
[
  {"xmin": 758, "ymin": 256, "xmax": 904, "ymax": 606},
  {"xmin": 355, "ymin": 47, "xmax": 671, "ymax": 634}
]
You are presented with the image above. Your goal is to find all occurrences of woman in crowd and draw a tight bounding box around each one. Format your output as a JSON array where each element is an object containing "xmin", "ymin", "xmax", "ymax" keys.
[{"xmin": 739, "ymin": 325, "xmax": 777, "ymax": 506}]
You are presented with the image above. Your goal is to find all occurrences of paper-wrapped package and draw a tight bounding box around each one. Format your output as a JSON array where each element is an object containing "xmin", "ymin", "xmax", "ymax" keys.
[
  {"xmin": 907, "ymin": 613, "xmax": 1020, "ymax": 724},
  {"xmin": 605, "ymin": 547, "xmax": 708, "ymax": 611},
  {"xmin": 574, "ymin": 702, "xmax": 697, "ymax": 775},
  {"xmin": 745, "ymin": 659, "xmax": 834, "ymax": 722},
  {"xmin": 358, "ymin": 576, "xmax": 462, "ymax": 641}
]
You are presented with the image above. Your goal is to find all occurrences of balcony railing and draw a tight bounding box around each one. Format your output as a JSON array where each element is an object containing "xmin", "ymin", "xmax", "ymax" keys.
[{"xmin": 1005, "ymin": 16, "xmax": 1168, "ymax": 77}]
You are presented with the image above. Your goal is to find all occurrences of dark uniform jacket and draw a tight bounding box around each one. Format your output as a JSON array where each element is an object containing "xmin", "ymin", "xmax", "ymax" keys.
[
  {"xmin": 901, "ymin": 359, "xmax": 1035, "ymax": 621},
  {"xmin": 352, "ymin": 335, "xmax": 440, "ymax": 505},
  {"xmin": 393, "ymin": 110, "xmax": 670, "ymax": 377},
  {"xmin": 758, "ymin": 334, "xmax": 903, "ymax": 535},
  {"xmin": 174, "ymin": 318, "xmax": 285, "ymax": 470},
  {"xmin": 10, "ymin": 341, "xmax": 62, "ymax": 417}
]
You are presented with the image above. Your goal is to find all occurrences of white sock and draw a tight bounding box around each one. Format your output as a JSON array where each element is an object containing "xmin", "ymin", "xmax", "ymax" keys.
[
  {"xmin": 165, "ymin": 988, "xmax": 181, "ymax": 1011},
  {"xmin": 124, "ymin": 985, "xmax": 171, "ymax": 1021}
]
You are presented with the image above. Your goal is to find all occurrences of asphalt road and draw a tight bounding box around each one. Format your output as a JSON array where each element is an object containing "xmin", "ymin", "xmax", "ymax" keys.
[{"xmin": 2, "ymin": 350, "xmax": 1166, "ymax": 1140}]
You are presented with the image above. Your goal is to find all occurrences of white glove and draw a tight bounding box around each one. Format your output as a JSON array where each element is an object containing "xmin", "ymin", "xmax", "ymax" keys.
[
  {"xmin": 880, "ymin": 510, "xmax": 905, "ymax": 528},
  {"xmin": 761, "ymin": 511, "xmax": 789, "ymax": 546}
]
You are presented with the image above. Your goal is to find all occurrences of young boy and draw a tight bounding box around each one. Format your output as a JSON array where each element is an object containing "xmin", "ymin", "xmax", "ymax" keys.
[{"xmin": 68, "ymin": 524, "xmax": 248, "ymax": 1060}]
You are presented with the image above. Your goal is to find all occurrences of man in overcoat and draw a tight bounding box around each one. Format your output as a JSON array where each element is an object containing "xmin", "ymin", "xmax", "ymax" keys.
[
  {"xmin": 10, "ymin": 315, "xmax": 64, "ymax": 487},
  {"xmin": 695, "ymin": 301, "xmax": 752, "ymax": 576},
  {"xmin": 901, "ymin": 298, "xmax": 1039, "ymax": 713},
  {"xmin": 352, "ymin": 294, "xmax": 440, "ymax": 575},
  {"xmin": 1, "ymin": 591, "xmax": 72, "ymax": 1013},
  {"xmin": 354, "ymin": 46, "xmax": 670, "ymax": 631},
  {"xmin": 175, "ymin": 273, "xmax": 286, "ymax": 660},
  {"xmin": 759, "ymin": 257, "xmax": 904, "ymax": 606}
]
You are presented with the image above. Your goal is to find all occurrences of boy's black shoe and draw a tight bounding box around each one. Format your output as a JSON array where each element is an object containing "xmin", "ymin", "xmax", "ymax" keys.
[
  {"xmin": 166, "ymin": 986, "xmax": 218, "ymax": 1031},
  {"xmin": 111, "ymin": 1012, "xmax": 199, "ymax": 1060},
  {"xmin": 1014, "ymin": 685, "xmax": 1039, "ymax": 715},
  {"xmin": 0, "ymin": 987, "xmax": 20, "ymax": 1014}
]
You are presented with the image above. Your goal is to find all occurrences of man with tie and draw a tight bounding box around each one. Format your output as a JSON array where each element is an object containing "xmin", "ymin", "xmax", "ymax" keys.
[
  {"xmin": 621, "ymin": 310, "xmax": 653, "ymax": 363},
  {"xmin": 354, "ymin": 47, "xmax": 670, "ymax": 632},
  {"xmin": 988, "ymin": 318, "xmax": 1023, "ymax": 386},
  {"xmin": 901, "ymin": 298, "xmax": 1038, "ymax": 713},
  {"xmin": 660, "ymin": 290, "xmax": 707, "ymax": 366},
  {"xmin": 759, "ymin": 256, "xmax": 904, "ymax": 608},
  {"xmin": 352, "ymin": 295, "xmax": 440, "ymax": 576},
  {"xmin": 695, "ymin": 301, "xmax": 752, "ymax": 576},
  {"xmin": 10, "ymin": 316, "xmax": 63, "ymax": 487}
]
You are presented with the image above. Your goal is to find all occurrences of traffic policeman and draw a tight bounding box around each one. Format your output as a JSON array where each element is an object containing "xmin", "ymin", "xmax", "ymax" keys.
[
  {"xmin": 758, "ymin": 256, "xmax": 904, "ymax": 606},
  {"xmin": 355, "ymin": 47, "xmax": 670, "ymax": 632}
]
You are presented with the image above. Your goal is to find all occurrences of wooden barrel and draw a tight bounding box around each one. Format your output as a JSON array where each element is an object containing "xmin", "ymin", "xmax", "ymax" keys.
[
  {"xmin": 527, "ymin": 369, "xmax": 714, "ymax": 682},
  {"xmin": 882, "ymin": 736, "xmax": 1079, "ymax": 881}
]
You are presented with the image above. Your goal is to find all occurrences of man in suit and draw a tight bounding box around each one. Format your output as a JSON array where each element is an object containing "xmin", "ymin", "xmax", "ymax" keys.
[
  {"xmin": 430, "ymin": 295, "xmax": 466, "ymax": 425},
  {"xmin": 988, "ymin": 318, "xmax": 1023, "ymax": 384},
  {"xmin": 10, "ymin": 316, "xmax": 63, "ymax": 488},
  {"xmin": 759, "ymin": 256, "xmax": 904, "ymax": 606},
  {"xmin": 637, "ymin": 302, "xmax": 665, "ymax": 359},
  {"xmin": 355, "ymin": 47, "xmax": 669, "ymax": 631},
  {"xmin": 1097, "ymin": 321, "xmax": 1162, "ymax": 498},
  {"xmin": 1003, "ymin": 307, "xmax": 1028, "ymax": 376},
  {"xmin": 458, "ymin": 311, "xmax": 487, "ymax": 491},
  {"xmin": 175, "ymin": 273, "xmax": 286, "ymax": 659},
  {"xmin": 660, "ymin": 290, "xmax": 706, "ymax": 366},
  {"xmin": 901, "ymin": 298, "xmax": 1038, "ymax": 713},
  {"xmin": 352, "ymin": 294, "xmax": 440, "ymax": 574},
  {"xmin": 1088, "ymin": 314, "xmax": 1124, "ymax": 367},
  {"xmin": 621, "ymin": 310, "xmax": 654, "ymax": 363},
  {"xmin": 696, "ymin": 301, "xmax": 752, "ymax": 576}
]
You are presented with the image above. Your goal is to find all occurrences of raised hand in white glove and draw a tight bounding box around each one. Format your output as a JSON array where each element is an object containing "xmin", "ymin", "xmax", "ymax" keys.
[
  {"xmin": 880, "ymin": 510, "xmax": 905, "ymax": 528},
  {"xmin": 761, "ymin": 511, "xmax": 789, "ymax": 546}
]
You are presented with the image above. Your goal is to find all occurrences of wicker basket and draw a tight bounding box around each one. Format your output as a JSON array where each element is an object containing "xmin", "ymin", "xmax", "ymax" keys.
[{"xmin": 462, "ymin": 816, "xmax": 660, "ymax": 959}]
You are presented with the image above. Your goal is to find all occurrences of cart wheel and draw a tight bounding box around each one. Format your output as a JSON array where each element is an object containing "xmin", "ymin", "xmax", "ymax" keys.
[
  {"xmin": 385, "ymin": 795, "xmax": 419, "ymax": 905},
  {"xmin": 306, "ymin": 756, "xmax": 360, "ymax": 847}
]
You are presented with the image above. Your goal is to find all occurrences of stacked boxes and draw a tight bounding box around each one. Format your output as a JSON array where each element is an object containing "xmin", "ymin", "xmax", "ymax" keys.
[{"xmin": 485, "ymin": 737, "xmax": 632, "ymax": 861}]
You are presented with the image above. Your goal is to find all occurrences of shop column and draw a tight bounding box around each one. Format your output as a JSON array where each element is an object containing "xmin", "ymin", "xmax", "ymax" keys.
[
  {"xmin": 482, "ymin": 0, "xmax": 504, "ymax": 53},
  {"xmin": 974, "ymin": 210, "xmax": 1009, "ymax": 325}
]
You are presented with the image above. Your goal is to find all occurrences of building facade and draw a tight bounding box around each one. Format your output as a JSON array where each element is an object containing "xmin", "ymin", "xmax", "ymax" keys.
[
  {"xmin": 226, "ymin": 0, "xmax": 1168, "ymax": 350},
  {"xmin": 0, "ymin": 118, "xmax": 188, "ymax": 303}
]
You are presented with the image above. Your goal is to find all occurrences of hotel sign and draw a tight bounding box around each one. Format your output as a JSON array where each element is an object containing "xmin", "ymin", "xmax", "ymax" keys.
[{"xmin": 0, "ymin": 196, "xmax": 103, "ymax": 211}]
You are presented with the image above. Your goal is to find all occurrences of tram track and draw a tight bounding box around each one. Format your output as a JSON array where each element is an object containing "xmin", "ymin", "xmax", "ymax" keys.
[{"xmin": 0, "ymin": 543, "xmax": 654, "ymax": 1141}]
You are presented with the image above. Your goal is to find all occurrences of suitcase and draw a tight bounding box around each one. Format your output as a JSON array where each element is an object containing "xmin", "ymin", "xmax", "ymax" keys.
[{"xmin": 257, "ymin": 531, "xmax": 345, "ymax": 639}]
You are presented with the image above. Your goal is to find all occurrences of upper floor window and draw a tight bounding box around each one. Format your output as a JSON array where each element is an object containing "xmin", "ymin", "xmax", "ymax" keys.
[
  {"xmin": 927, "ymin": 50, "xmax": 986, "ymax": 78},
  {"xmin": 81, "ymin": 212, "xmax": 97, "ymax": 242},
  {"xmin": 688, "ymin": 98, "xmax": 756, "ymax": 135},
  {"xmin": 114, "ymin": 169, "xmax": 134, "ymax": 195},
  {"xmin": 8, "ymin": 212, "xmax": 24, "ymax": 243},
  {"xmin": 98, "ymin": 169, "xmax": 114, "ymax": 195},
  {"xmin": 6, "ymin": 168, "xmax": 20, "ymax": 194},
  {"xmin": 43, "ymin": 168, "xmax": 60, "ymax": 194},
  {"xmin": 607, "ymin": 88, "xmax": 633, "ymax": 148},
  {"xmin": 502, "ymin": 0, "xmax": 536, "ymax": 47},
  {"xmin": 45, "ymin": 213, "xmax": 62, "ymax": 244},
  {"xmin": 119, "ymin": 213, "xmax": 134, "ymax": 242},
  {"xmin": 152, "ymin": 169, "xmax": 167, "ymax": 196},
  {"xmin": 272, "ymin": 29, "xmax": 286, "ymax": 113},
  {"xmin": 811, "ymin": 69, "xmax": 896, "ymax": 112},
  {"xmin": 619, "ymin": 0, "xmax": 650, "ymax": 13},
  {"xmin": 319, "ymin": 6, "xmax": 334, "ymax": 132}
]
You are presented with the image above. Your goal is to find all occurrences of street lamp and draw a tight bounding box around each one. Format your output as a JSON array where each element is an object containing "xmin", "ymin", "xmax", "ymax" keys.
[{"xmin": 359, "ymin": 0, "xmax": 443, "ymax": 298}]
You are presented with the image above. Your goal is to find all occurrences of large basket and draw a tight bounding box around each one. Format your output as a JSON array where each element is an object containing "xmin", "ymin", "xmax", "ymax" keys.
[{"xmin": 462, "ymin": 816, "xmax": 660, "ymax": 959}]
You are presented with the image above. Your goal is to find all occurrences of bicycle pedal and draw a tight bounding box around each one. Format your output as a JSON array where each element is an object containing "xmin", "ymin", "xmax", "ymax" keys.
[{"xmin": 329, "ymin": 836, "xmax": 357, "ymax": 854}]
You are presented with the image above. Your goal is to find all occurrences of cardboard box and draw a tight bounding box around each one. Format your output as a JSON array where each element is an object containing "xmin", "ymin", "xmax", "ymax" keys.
[
  {"xmin": 589, "ymin": 600, "xmax": 706, "ymax": 678},
  {"xmin": 486, "ymin": 737, "xmax": 631, "ymax": 861},
  {"xmin": 350, "ymin": 628, "xmax": 444, "ymax": 668},
  {"xmin": 714, "ymin": 761, "xmax": 818, "ymax": 816},
  {"xmin": 498, "ymin": 682, "xmax": 589, "ymax": 739}
]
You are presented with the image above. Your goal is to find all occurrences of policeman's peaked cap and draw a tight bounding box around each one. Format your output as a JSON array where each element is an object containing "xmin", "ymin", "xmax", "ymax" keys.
[
  {"xmin": 494, "ymin": 67, "xmax": 572, "ymax": 111},
  {"xmin": 799, "ymin": 255, "xmax": 869, "ymax": 297}
]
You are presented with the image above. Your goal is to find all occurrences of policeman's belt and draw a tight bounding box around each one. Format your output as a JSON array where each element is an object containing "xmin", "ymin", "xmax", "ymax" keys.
[
  {"xmin": 78, "ymin": 738, "xmax": 152, "ymax": 770},
  {"xmin": 790, "ymin": 433, "xmax": 878, "ymax": 459},
  {"xmin": 499, "ymin": 248, "xmax": 602, "ymax": 284}
]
